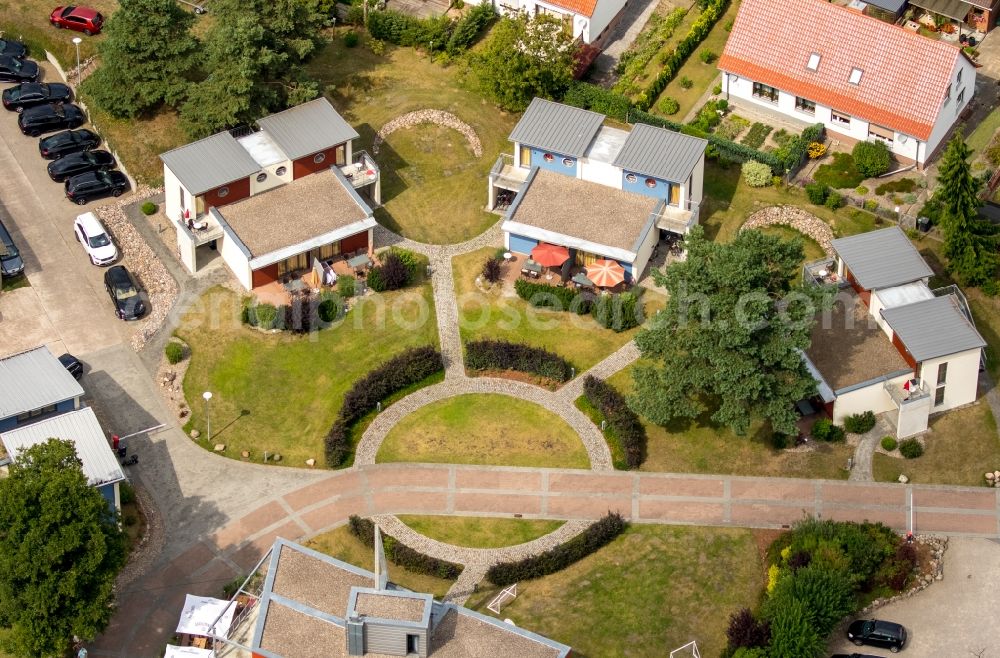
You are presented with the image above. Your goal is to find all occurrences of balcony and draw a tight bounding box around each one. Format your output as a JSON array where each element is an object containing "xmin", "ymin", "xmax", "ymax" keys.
[
  {"xmin": 884, "ymin": 378, "xmax": 930, "ymax": 407},
  {"xmin": 654, "ymin": 201, "xmax": 699, "ymax": 234},
  {"xmin": 181, "ymin": 212, "xmax": 225, "ymax": 247},
  {"xmin": 342, "ymin": 150, "xmax": 379, "ymax": 189},
  {"xmin": 803, "ymin": 258, "xmax": 846, "ymax": 287},
  {"xmin": 490, "ymin": 154, "xmax": 530, "ymax": 191}
]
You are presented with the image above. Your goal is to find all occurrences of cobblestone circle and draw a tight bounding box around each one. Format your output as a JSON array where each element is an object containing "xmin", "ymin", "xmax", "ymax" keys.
[
  {"xmin": 741, "ymin": 205, "xmax": 835, "ymax": 257},
  {"xmin": 373, "ymin": 110, "xmax": 483, "ymax": 158}
]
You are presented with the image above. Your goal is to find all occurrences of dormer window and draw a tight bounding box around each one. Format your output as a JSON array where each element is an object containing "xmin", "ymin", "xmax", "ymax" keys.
[
  {"xmin": 849, "ymin": 68, "xmax": 863, "ymax": 85},
  {"xmin": 807, "ymin": 53, "xmax": 821, "ymax": 71}
]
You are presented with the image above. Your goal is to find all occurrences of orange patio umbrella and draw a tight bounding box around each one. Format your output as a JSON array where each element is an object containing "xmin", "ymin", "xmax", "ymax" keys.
[
  {"xmin": 530, "ymin": 243, "xmax": 570, "ymax": 267},
  {"xmin": 586, "ymin": 259, "xmax": 626, "ymax": 288}
]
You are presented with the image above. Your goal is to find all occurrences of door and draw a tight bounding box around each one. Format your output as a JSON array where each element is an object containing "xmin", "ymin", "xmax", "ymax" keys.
[
  {"xmin": 406, "ymin": 635, "xmax": 419, "ymax": 654},
  {"xmin": 519, "ymin": 144, "xmax": 530, "ymax": 168}
]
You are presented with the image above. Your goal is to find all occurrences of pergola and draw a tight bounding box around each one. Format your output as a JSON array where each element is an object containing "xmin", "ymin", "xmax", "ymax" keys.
[{"xmin": 909, "ymin": 0, "xmax": 973, "ymax": 26}]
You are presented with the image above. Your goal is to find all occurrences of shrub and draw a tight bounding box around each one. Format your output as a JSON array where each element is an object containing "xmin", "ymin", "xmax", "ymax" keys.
[
  {"xmin": 864, "ymin": 199, "xmax": 879, "ymax": 212},
  {"xmin": 446, "ymin": 2, "xmax": 495, "ymax": 53},
  {"xmin": 514, "ymin": 279, "xmax": 593, "ymax": 314},
  {"xmin": 742, "ymin": 160, "xmax": 772, "ymax": 187},
  {"xmin": 899, "ymin": 438, "xmax": 924, "ymax": 459},
  {"xmin": 344, "ymin": 30, "xmax": 360, "ymax": 47},
  {"xmin": 388, "ymin": 246, "xmax": 428, "ymax": 281},
  {"xmin": 255, "ymin": 303, "xmax": 279, "ymax": 330},
  {"xmin": 140, "ymin": 201, "xmax": 157, "ymax": 215},
  {"xmin": 656, "ymin": 96, "xmax": 680, "ymax": 115},
  {"xmin": 741, "ymin": 122, "xmax": 772, "ymax": 149},
  {"xmin": 318, "ymin": 296, "xmax": 343, "ymax": 323},
  {"xmin": 378, "ymin": 251, "xmax": 410, "ymax": 291},
  {"xmin": 486, "ymin": 512, "xmax": 626, "ymax": 585},
  {"xmin": 281, "ymin": 295, "xmax": 322, "ymax": 335},
  {"xmin": 591, "ymin": 292, "xmax": 642, "ymax": 332},
  {"xmin": 584, "ymin": 376, "xmax": 646, "ymax": 468},
  {"xmin": 465, "ymin": 339, "xmax": 572, "ymax": 382},
  {"xmin": 339, "ymin": 346, "xmax": 444, "ymax": 426},
  {"xmin": 717, "ymin": 114, "xmax": 750, "ymax": 141},
  {"xmin": 119, "ymin": 482, "xmax": 136, "ymax": 505},
  {"xmin": 481, "ymin": 257, "xmax": 502, "ymax": 284},
  {"xmin": 366, "ymin": 266, "xmax": 385, "ymax": 292},
  {"xmin": 852, "ymin": 140, "xmax": 892, "ymax": 177},
  {"xmin": 844, "ymin": 410, "xmax": 876, "ymax": 434},
  {"xmin": 165, "ymin": 342, "xmax": 184, "ymax": 365},
  {"xmin": 880, "ymin": 436, "xmax": 898, "ymax": 452},
  {"xmin": 811, "ymin": 418, "xmax": 844, "ymax": 442},
  {"xmin": 824, "ymin": 191, "xmax": 843, "ymax": 210},
  {"xmin": 678, "ymin": 76, "xmax": 693, "ymax": 89},
  {"xmin": 699, "ymin": 49, "xmax": 717, "ymax": 64},
  {"xmin": 337, "ymin": 275, "xmax": 356, "ymax": 298},
  {"xmin": 855, "ymin": 185, "xmax": 869, "ymax": 196},
  {"xmin": 763, "ymin": 595, "xmax": 825, "ymax": 658},
  {"xmin": 874, "ymin": 178, "xmax": 916, "ymax": 195},
  {"xmin": 805, "ymin": 182, "xmax": 829, "ymax": 205},
  {"xmin": 806, "ymin": 142, "xmax": 826, "ymax": 159},
  {"xmin": 982, "ymin": 280, "xmax": 1000, "ymax": 297},
  {"xmin": 369, "ymin": 38, "xmax": 386, "ymax": 55},
  {"xmin": 712, "ymin": 83, "xmax": 722, "ymax": 95},
  {"xmin": 348, "ymin": 515, "xmax": 463, "ymax": 579},
  {"xmin": 769, "ymin": 563, "xmax": 856, "ymax": 636},
  {"xmin": 325, "ymin": 420, "xmax": 349, "ymax": 466},
  {"xmin": 726, "ymin": 608, "xmax": 770, "ymax": 650}
]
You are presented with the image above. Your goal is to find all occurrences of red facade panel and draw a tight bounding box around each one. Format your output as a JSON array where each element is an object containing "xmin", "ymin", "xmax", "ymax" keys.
[
  {"xmin": 204, "ymin": 177, "xmax": 251, "ymax": 209},
  {"xmin": 891, "ymin": 332, "xmax": 918, "ymax": 370},
  {"xmin": 292, "ymin": 144, "xmax": 346, "ymax": 180},
  {"xmin": 339, "ymin": 231, "xmax": 368, "ymax": 255},
  {"xmin": 251, "ymin": 263, "xmax": 280, "ymax": 288}
]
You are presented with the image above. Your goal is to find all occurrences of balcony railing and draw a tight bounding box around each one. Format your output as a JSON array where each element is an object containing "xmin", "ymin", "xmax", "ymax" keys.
[
  {"xmin": 654, "ymin": 201, "xmax": 699, "ymax": 234},
  {"xmin": 342, "ymin": 150, "xmax": 379, "ymax": 188},
  {"xmin": 180, "ymin": 213, "xmax": 224, "ymax": 246},
  {"xmin": 490, "ymin": 154, "xmax": 530, "ymax": 191},
  {"xmin": 802, "ymin": 258, "xmax": 845, "ymax": 287},
  {"xmin": 884, "ymin": 378, "xmax": 929, "ymax": 407}
]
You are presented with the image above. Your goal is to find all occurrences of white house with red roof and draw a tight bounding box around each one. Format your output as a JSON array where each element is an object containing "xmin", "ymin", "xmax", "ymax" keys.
[
  {"xmin": 477, "ymin": 0, "xmax": 626, "ymax": 46},
  {"xmin": 719, "ymin": 0, "xmax": 976, "ymax": 167}
]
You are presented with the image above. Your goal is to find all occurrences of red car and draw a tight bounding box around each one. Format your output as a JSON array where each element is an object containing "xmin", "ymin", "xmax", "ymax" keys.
[{"xmin": 50, "ymin": 6, "xmax": 104, "ymax": 35}]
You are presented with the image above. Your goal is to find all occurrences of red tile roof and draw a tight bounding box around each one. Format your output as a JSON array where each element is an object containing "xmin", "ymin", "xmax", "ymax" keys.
[
  {"xmin": 541, "ymin": 0, "xmax": 599, "ymax": 18},
  {"xmin": 718, "ymin": 0, "xmax": 964, "ymax": 141}
]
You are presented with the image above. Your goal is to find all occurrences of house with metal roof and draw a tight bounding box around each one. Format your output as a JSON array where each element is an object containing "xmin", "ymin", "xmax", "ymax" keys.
[
  {"xmin": 0, "ymin": 345, "xmax": 84, "ymax": 432},
  {"xmin": 0, "ymin": 407, "xmax": 125, "ymax": 511},
  {"xmin": 159, "ymin": 98, "xmax": 381, "ymax": 290},
  {"xmin": 719, "ymin": 0, "xmax": 976, "ymax": 167},
  {"xmin": 468, "ymin": 0, "xmax": 628, "ymax": 46},
  {"xmin": 490, "ymin": 98, "xmax": 706, "ymax": 282},
  {"xmin": 803, "ymin": 228, "xmax": 985, "ymax": 438}
]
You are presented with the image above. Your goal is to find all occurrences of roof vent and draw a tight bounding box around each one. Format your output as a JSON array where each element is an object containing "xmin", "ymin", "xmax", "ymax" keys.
[
  {"xmin": 807, "ymin": 53, "xmax": 820, "ymax": 71},
  {"xmin": 849, "ymin": 68, "xmax": 863, "ymax": 85}
]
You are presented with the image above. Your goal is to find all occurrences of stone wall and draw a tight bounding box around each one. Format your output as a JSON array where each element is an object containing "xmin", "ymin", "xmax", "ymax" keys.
[
  {"xmin": 741, "ymin": 205, "xmax": 835, "ymax": 257},
  {"xmin": 374, "ymin": 110, "xmax": 483, "ymax": 158}
]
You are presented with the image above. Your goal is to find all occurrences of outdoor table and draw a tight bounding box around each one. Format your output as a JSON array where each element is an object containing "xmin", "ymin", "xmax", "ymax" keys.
[
  {"xmin": 503, "ymin": 252, "xmax": 513, "ymax": 262},
  {"xmin": 348, "ymin": 253, "xmax": 373, "ymax": 269},
  {"xmin": 521, "ymin": 259, "xmax": 542, "ymax": 275},
  {"xmin": 571, "ymin": 273, "xmax": 594, "ymax": 288},
  {"xmin": 284, "ymin": 278, "xmax": 305, "ymax": 293}
]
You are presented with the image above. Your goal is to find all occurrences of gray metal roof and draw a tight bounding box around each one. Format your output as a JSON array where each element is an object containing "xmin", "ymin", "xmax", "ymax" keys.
[
  {"xmin": 865, "ymin": 0, "xmax": 906, "ymax": 13},
  {"xmin": 0, "ymin": 346, "xmax": 84, "ymax": 419},
  {"xmin": 1, "ymin": 407, "xmax": 125, "ymax": 487},
  {"xmin": 256, "ymin": 97, "xmax": 359, "ymax": 161},
  {"xmin": 612, "ymin": 123, "xmax": 707, "ymax": 183},
  {"xmin": 508, "ymin": 98, "xmax": 606, "ymax": 158},
  {"xmin": 881, "ymin": 295, "xmax": 986, "ymax": 361},
  {"xmin": 831, "ymin": 227, "xmax": 933, "ymax": 290},
  {"xmin": 160, "ymin": 132, "xmax": 261, "ymax": 196}
]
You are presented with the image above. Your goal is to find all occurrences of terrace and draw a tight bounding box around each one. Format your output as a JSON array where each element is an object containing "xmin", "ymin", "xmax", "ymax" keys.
[{"xmin": 490, "ymin": 153, "xmax": 530, "ymax": 194}]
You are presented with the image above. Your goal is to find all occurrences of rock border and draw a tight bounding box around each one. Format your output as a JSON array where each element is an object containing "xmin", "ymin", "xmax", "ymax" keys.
[
  {"xmin": 374, "ymin": 110, "xmax": 483, "ymax": 158},
  {"xmin": 741, "ymin": 205, "xmax": 835, "ymax": 257},
  {"xmin": 856, "ymin": 535, "xmax": 947, "ymax": 616}
]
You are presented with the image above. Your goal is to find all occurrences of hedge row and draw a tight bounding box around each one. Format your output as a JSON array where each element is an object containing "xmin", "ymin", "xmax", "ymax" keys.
[
  {"xmin": 325, "ymin": 346, "xmax": 444, "ymax": 466},
  {"xmin": 242, "ymin": 292, "xmax": 344, "ymax": 335},
  {"xmin": 486, "ymin": 512, "xmax": 626, "ymax": 586},
  {"xmin": 367, "ymin": 3, "xmax": 494, "ymax": 54},
  {"xmin": 348, "ymin": 515, "xmax": 463, "ymax": 579},
  {"xmin": 591, "ymin": 291, "xmax": 642, "ymax": 332},
  {"xmin": 465, "ymin": 339, "xmax": 572, "ymax": 382},
  {"xmin": 583, "ymin": 376, "xmax": 646, "ymax": 468},
  {"xmin": 514, "ymin": 279, "xmax": 593, "ymax": 314}
]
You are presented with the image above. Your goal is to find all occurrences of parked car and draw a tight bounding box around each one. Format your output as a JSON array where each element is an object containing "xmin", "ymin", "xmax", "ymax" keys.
[
  {"xmin": 0, "ymin": 219, "xmax": 25, "ymax": 279},
  {"xmin": 847, "ymin": 619, "xmax": 907, "ymax": 653},
  {"xmin": 39, "ymin": 128, "xmax": 100, "ymax": 159},
  {"xmin": 64, "ymin": 169, "xmax": 128, "ymax": 205},
  {"xmin": 0, "ymin": 56, "xmax": 38, "ymax": 83},
  {"xmin": 48, "ymin": 149, "xmax": 115, "ymax": 182},
  {"xmin": 18, "ymin": 103, "xmax": 85, "ymax": 137},
  {"xmin": 3, "ymin": 82, "xmax": 72, "ymax": 112},
  {"xmin": 73, "ymin": 211, "xmax": 117, "ymax": 265},
  {"xmin": 103, "ymin": 265, "xmax": 144, "ymax": 320},
  {"xmin": 58, "ymin": 353, "xmax": 83, "ymax": 380},
  {"xmin": 49, "ymin": 6, "xmax": 104, "ymax": 35},
  {"xmin": 0, "ymin": 38, "xmax": 27, "ymax": 59}
]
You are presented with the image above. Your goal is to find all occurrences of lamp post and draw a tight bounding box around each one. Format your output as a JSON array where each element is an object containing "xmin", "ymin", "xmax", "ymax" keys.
[
  {"xmin": 203, "ymin": 391, "xmax": 213, "ymax": 441},
  {"xmin": 72, "ymin": 37, "xmax": 82, "ymax": 85}
]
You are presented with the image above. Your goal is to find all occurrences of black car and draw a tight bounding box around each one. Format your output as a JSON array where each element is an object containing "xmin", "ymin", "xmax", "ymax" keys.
[
  {"xmin": 0, "ymin": 55, "xmax": 38, "ymax": 83},
  {"xmin": 0, "ymin": 39, "xmax": 27, "ymax": 59},
  {"xmin": 3, "ymin": 82, "xmax": 72, "ymax": 112},
  {"xmin": 47, "ymin": 150, "xmax": 115, "ymax": 182},
  {"xmin": 0, "ymin": 219, "xmax": 25, "ymax": 279},
  {"xmin": 847, "ymin": 619, "xmax": 907, "ymax": 653},
  {"xmin": 65, "ymin": 169, "xmax": 128, "ymax": 205},
  {"xmin": 39, "ymin": 128, "xmax": 100, "ymax": 159},
  {"xmin": 58, "ymin": 353, "xmax": 83, "ymax": 380},
  {"xmin": 103, "ymin": 265, "xmax": 144, "ymax": 320},
  {"xmin": 18, "ymin": 103, "xmax": 85, "ymax": 137}
]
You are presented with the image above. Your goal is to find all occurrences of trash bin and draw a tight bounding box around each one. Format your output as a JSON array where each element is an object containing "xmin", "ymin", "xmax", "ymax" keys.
[
  {"xmin": 969, "ymin": 36, "xmax": 978, "ymax": 47},
  {"xmin": 917, "ymin": 216, "xmax": 931, "ymax": 233}
]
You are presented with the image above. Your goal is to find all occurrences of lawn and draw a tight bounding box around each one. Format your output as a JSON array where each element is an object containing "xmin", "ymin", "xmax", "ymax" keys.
[
  {"xmin": 466, "ymin": 524, "xmax": 763, "ymax": 658},
  {"xmin": 872, "ymin": 402, "xmax": 1000, "ymax": 486},
  {"xmin": 305, "ymin": 525, "xmax": 456, "ymax": 598},
  {"xmin": 965, "ymin": 106, "xmax": 1000, "ymax": 154},
  {"xmin": 0, "ymin": 276, "xmax": 29, "ymax": 292},
  {"xmin": 178, "ymin": 284, "xmax": 438, "ymax": 467},
  {"xmin": 812, "ymin": 152, "xmax": 865, "ymax": 190},
  {"xmin": 305, "ymin": 31, "xmax": 514, "ymax": 245},
  {"xmin": 606, "ymin": 365, "xmax": 853, "ymax": 479},
  {"xmin": 758, "ymin": 224, "xmax": 826, "ymax": 266},
  {"xmin": 0, "ymin": 0, "xmax": 117, "ymax": 62},
  {"xmin": 376, "ymin": 393, "xmax": 590, "ymax": 468},
  {"xmin": 453, "ymin": 248, "xmax": 665, "ymax": 372},
  {"xmin": 397, "ymin": 516, "xmax": 565, "ymax": 548}
]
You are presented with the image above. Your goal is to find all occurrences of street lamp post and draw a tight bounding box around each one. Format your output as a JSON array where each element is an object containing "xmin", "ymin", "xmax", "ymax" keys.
[
  {"xmin": 72, "ymin": 37, "xmax": 82, "ymax": 85},
  {"xmin": 203, "ymin": 391, "xmax": 213, "ymax": 441}
]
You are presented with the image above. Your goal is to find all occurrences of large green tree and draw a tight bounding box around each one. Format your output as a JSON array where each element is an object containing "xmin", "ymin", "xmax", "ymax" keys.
[
  {"xmin": 471, "ymin": 13, "xmax": 577, "ymax": 112},
  {"xmin": 179, "ymin": 0, "xmax": 325, "ymax": 137},
  {"xmin": 82, "ymin": 0, "xmax": 198, "ymax": 118},
  {"xmin": 631, "ymin": 227, "xmax": 830, "ymax": 437},
  {"xmin": 937, "ymin": 132, "xmax": 999, "ymax": 286},
  {"xmin": 0, "ymin": 439, "xmax": 126, "ymax": 657}
]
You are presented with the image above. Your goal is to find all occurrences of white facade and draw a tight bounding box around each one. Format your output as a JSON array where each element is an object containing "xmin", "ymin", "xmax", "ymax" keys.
[
  {"xmin": 920, "ymin": 348, "xmax": 982, "ymax": 414},
  {"xmin": 832, "ymin": 371, "xmax": 912, "ymax": 424},
  {"xmin": 477, "ymin": 0, "xmax": 626, "ymax": 44}
]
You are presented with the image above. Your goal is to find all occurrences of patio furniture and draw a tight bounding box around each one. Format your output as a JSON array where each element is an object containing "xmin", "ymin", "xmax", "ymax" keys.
[
  {"xmin": 530, "ymin": 243, "xmax": 570, "ymax": 267},
  {"xmin": 348, "ymin": 253, "xmax": 373, "ymax": 270},
  {"xmin": 503, "ymin": 252, "xmax": 513, "ymax": 262},
  {"xmin": 571, "ymin": 272, "xmax": 594, "ymax": 288},
  {"xmin": 283, "ymin": 278, "xmax": 306, "ymax": 293},
  {"xmin": 521, "ymin": 259, "xmax": 542, "ymax": 277}
]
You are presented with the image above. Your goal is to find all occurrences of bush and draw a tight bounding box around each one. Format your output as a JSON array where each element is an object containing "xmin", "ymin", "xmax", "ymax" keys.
[
  {"xmin": 741, "ymin": 122, "xmax": 772, "ymax": 149},
  {"xmin": 348, "ymin": 516, "xmax": 463, "ymax": 579},
  {"xmin": 824, "ymin": 191, "xmax": 844, "ymax": 210},
  {"xmin": 881, "ymin": 436, "xmax": 898, "ymax": 451},
  {"xmin": 366, "ymin": 266, "xmax": 385, "ymax": 292},
  {"xmin": 584, "ymin": 376, "xmax": 646, "ymax": 468},
  {"xmin": 678, "ymin": 76, "xmax": 694, "ymax": 89},
  {"xmin": 369, "ymin": 38, "xmax": 386, "ymax": 55},
  {"xmin": 742, "ymin": 160, "xmax": 773, "ymax": 187},
  {"xmin": 387, "ymin": 246, "xmax": 428, "ymax": 282},
  {"xmin": 852, "ymin": 140, "xmax": 892, "ymax": 177},
  {"xmin": 762, "ymin": 595, "xmax": 825, "ymax": 658},
  {"xmin": 717, "ymin": 114, "xmax": 750, "ymax": 141},
  {"xmin": 591, "ymin": 292, "xmax": 642, "ymax": 332},
  {"xmin": 864, "ymin": 199, "xmax": 879, "ymax": 212},
  {"xmin": 481, "ymin": 257, "xmax": 502, "ymax": 284},
  {"xmin": 119, "ymin": 482, "xmax": 136, "ymax": 505},
  {"xmin": 712, "ymin": 83, "xmax": 722, "ymax": 95},
  {"xmin": 514, "ymin": 279, "xmax": 593, "ymax": 314},
  {"xmin": 337, "ymin": 275, "xmax": 356, "ymax": 298},
  {"xmin": 699, "ymin": 49, "xmax": 717, "ymax": 64},
  {"xmin": 339, "ymin": 346, "xmax": 444, "ymax": 426},
  {"xmin": 318, "ymin": 295, "xmax": 343, "ymax": 323},
  {"xmin": 810, "ymin": 418, "xmax": 844, "ymax": 442},
  {"xmin": 486, "ymin": 512, "xmax": 626, "ymax": 585},
  {"xmin": 875, "ymin": 178, "xmax": 916, "ymax": 195},
  {"xmin": 855, "ymin": 185, "xmax": 869, "ymax": 196},
  {"xmin": 465, "ymin": 339, "xmax": 572, "ymax": 382},
  {"xmin": 656, "ymin": 96, "xmax": 680, "ymax": 115},
  {"xmin": 255, "ymin": 303, "xmax": 279, "ymax": 330},
  {"xmin": 982, "ymin": 280, "xmax": 1000, "ymax": 297},
  {"xmin": 844, "ymin": 410, "xmax": 876, "ymax": 434},
  {"xmin": 446, "ymin": 2, "xmax": 495, "ymax": 53},
  {"xmin": 165, "ymin": 342, "xmax": 184, "ymax": 365},
  {"xmin": 378, "ymin": 251, "xmax": 410, "ymax": 291},
  {"xmin": 805, "ymin": 182, "xmax": 829, "ymax": 205},
  {"xmin": 325, "ymin": 420, "xmax": 349, "ymax": 466},
  {"xmin": 726, "ymin": 608, "xmax": 770, "ymax": 650},
  {"xmin": 140, "ymin": 201, "xmax": 157, "ymax": 215},
  {"xmin": 899, "ymin": 438, "xmax": 924, "ymax": 459},
  {"xmin": 344, "ymin": 30, "xmax": 360, "ymax": 47},
  {"xmin": 806, "ymin": 142, "xmax": 826, "ymax": 159}
]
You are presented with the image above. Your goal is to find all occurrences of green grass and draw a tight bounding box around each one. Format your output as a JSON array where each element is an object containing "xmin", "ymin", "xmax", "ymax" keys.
[
  {"xmin": 466, "ymin": 524, "xmax": 763, "ymax": 658},
  {"xmin": 178, "ymin": 285, "xmax": 438, "ymax": 467},
  {"xmin": 813, "ymin": 152, "xmax": 865, "ymax": 189},
  {"xmin": 0, "ymin": 276, "xmax": 29, "ymax": 292},
  {"xmin": 965, "ymin": 106, "xmax": 1000, "ymax": 154},
  {"xmin": 453, "ymin": 248, "xmax": 666, "ymax": 372},
  {"xmin": 575, "ymin": 395, "xmax": 629, "ymax": 469},
  {"xmin": 397, "ymin": 516, "xmax": 565, "ymax": 548},
  {"xmin": 305, "ymin": 525, "xmax": 456, "ymax": 598},
  {"xmin": 377, "ymin": 393, "xmax": 590, "ymax": 468}
]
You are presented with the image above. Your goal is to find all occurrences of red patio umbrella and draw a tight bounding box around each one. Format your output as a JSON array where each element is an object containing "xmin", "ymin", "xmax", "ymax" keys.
[
  {"xmin": 530, "ymin": 243, "xmax": 570, "ymax": 267},
  {"xmin": 586, "ymin": 259, "xmax": 626, "ymax": 288}
]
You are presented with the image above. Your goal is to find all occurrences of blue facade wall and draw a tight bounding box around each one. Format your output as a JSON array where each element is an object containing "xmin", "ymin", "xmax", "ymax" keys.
[
  {"xmin": 508, "ymin": 234, "xmax": 539, "ymax": 255},
  {"xmin": 98, "ymin": 482, "xmax": 118, "ymax": 512},
  {"xmin": 0, "ymin": 416, "xmax": 15, "ymax": 432},
  {"xmin": 621, "ymin": 170, "xmax": 672, "ymax": 201},
  {"xmin": 530, "ymin": 148, "xmax": 578, "ymax": 176},
  {"xmin": 0, "ymin": 397, "xmax": 78, "ymax": 432}
]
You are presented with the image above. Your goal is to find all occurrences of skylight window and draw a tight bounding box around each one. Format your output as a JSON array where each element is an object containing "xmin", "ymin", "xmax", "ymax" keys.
[
  {"xmin": 807, "ymin": 53, "xmax": 821, "ymax": 71},
  {"xmin": 849, "ymin": 68, "xmax": 863, "ymax": 85}
]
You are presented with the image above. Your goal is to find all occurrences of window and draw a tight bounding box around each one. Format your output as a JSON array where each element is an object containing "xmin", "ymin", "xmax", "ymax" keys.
[
  {"xmin": 795, "ymin": 97, "xmax": 816, "ymax": 115},
  {"xmin": 957, "ymin": 89, "xmax": 965, "ymax": 107},
  {"xmin": 868, "ymin": 124, "xmax": 894, "ymax": 146},
  {"xmin": 669, "ymin": 184, "xmax": 680, "ymax": 206},
  {"xmin": 806, "ymin": 53, "xmax": 821, "ymax": 71},
  {"xmin": 957, "ymin": 68, "xmax": 963, "ymax": 84},
  {"xmin": 275, "ymin": 166, "xmax": 287, "ymax": 176},
  {"xmin": 945, "ymin": 84, "xmax": 951, "ymax": 99},
  {"xmin": 562, "ymin": 157, "xmax": 574, "ymax": 167},
  {"xmin": 937, "ymin": 362, "xmax": 948, "ymax": 385},
  {"xmin": 256, "ymin": 172, "xmax": 267, "ymax": 183},
  {"xmin": 849, "ymin": 68, "xmax": 863, "ymax": 85},
  {"xmin": 406, "ymin": 636, "xmax": 419, "ymax": 653},
  {"xmin": 216, "ymin": 186, "xmax": 229, "ymax": 198},
  {"xmin": 625, "ymin": 172, "xmax": 637, "ymax": 183},
  {"xmin": 543, "ymin": 153, "xmax": 554, "ymax": 162},
  {"xmin": 313, "ymin": 152, "xmax": 326, "ymax": 164},
  {"xmin": 645, "ymin": 178, "xmax": 657, "ymax": 188},
  {"xmin": 934, "ymin": 386, "xmax": 946, "ymax": 406},
  {"xmin": 831, "ymin": 111, "xmax": 851, "ymax": 126},
  {"xmin": 15, "ymin": 404, "xmax": 58, "ymax": 423},
  {"xmin": 752, "ymin": 82, "xmax": 779, "ymax": 103}
]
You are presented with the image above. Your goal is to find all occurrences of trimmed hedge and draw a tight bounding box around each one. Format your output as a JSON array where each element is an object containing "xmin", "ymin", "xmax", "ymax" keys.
[
  {"xmin": 844, "ymin": 410, "xmax": 876, "ymax": 434},
  {"xmin": 899, "ymin": 438, "xmax": 924, "ymax": 459},
  {"xmin": 165, "ymin": 342, "xmax": 184, "ymax": 365},
  {"xmin": 591, "ymin": 291, "xmax": 642, "ymax": 332},
  {"xmin": 366, "ymin": 4, "xmax": 494, "ymax": 54},
  {"xmin": 583, "ymin": 376, "xmax": 646, "ymax": 468},
  {"xmin": 486, "ymin": 512, "xmax": 626, "ymax": 586},
  {"xmin": 465, "ymin": 339, "xmax": 572, "ymax": 382},
  {"xmin": 348, "ymin": 515, "xmax": 463, "ymax": 579},
  {"xmin": 811, "ymin": 418, "xmax": 845, "ymax": 442},
  {"xmin": 514, "ymin": 279, "xmax": 593, "ymax": 314}
]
